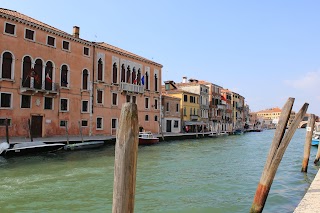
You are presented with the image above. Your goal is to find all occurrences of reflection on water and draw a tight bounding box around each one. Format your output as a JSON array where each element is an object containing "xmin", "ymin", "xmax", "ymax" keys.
[{"xmin": 0, "ymin": 129, "xmax": 318, "ymax": 213}]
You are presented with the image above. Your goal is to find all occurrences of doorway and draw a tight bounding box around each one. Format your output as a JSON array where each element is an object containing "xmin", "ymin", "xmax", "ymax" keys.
[
  {"xmin": 31, "ymin": 115, "xmax": 43, "ymax": 138},
  {"xmin": 166, "ymin": 120, "xmax": 172, "ymax": 132}
]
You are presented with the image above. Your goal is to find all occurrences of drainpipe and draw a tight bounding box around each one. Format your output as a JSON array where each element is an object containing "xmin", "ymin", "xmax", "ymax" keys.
[{"xmin": 89, "ymin": 43, "xmax": 96, "ymax": 136}]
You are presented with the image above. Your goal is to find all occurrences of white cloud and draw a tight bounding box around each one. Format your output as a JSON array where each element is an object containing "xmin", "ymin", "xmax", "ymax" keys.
[{"xmin": 284, "ymin": 70, "xmax": 320, "ymax": 90}]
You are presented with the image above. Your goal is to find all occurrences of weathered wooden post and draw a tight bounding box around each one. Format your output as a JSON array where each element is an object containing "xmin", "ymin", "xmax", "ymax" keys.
[
  {"xmin": 250, "ymin": 98, "xmax": 308, "ymax": 213},
  {"xmin": 314, "ymin": 121, "xmax": 320, "ymax": 164},
  {"xmin": 78, "ymin": 121, "xmax": 84, "ymax": 143},
  {"xmin": 28, "ymin": 118, "xmax": 33, "ymax": 142},
  {"xmin": 158, "ymin": 120, "xmax": 165, "ymax": 141},
  {"xmin": 65, "ymin": 123, "xmax": 69, "ymax": 145},
  {"xmin": 195, "ymin": 124, "xmax": 198, "ymax": 138},
  {"xmin": 5, "ymin": 118, "xmax": 9, "ymax": 143},
  {"xmin": 301, "ymin": 114, "xmax": 315, "ymax": 172},
  {"xmin": 112, "ymin": 103, "xmax": 139, "ymax": 213},
  {"xmin": 202, "ymin": 124, "xmax": 204, "ymax": 137}
]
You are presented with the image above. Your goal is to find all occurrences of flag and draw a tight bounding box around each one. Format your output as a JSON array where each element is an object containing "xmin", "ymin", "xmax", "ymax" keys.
[
  {"xmin": 133, "ymin": 78, "xmax": 137, "ymax": 84},
  {"xmin": 46, "ymin": 72, "xmax": 52, "ymax": 83},
  {"xmin": 141, "ymin": 76, "xmax": 145, "ymax": 85}
]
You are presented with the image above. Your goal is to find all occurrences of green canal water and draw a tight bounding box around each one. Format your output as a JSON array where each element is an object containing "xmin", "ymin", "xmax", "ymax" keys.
[{"xmin": 0, "ymin": 128, "xmax": 318, "ymax": 213}]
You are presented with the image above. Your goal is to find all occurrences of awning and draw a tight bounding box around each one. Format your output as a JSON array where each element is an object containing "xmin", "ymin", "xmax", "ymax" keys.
[{"xmin": 184, "ymin": 121, "xmax": 206, "ymax": 125}]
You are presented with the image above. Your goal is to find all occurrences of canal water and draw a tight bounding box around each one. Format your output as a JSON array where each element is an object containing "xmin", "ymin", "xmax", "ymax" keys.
[{"xmin": 0, "ymin": 128, "xmax": 318, "ymax": 213}]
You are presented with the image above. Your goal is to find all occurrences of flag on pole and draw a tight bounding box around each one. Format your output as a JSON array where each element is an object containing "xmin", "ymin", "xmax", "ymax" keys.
[{"xmin": 141, "ymin": 76, "xmax": 145, "ymax": 85}]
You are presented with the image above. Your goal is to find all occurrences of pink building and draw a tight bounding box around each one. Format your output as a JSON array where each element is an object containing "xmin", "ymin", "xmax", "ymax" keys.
[{"xmin": 0, "ymin": 8, "xmax": 162, "ymax": 138}]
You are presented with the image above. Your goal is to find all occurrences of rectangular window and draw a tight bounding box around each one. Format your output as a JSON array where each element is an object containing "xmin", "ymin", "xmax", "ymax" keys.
[
  {"xmin": 60, "ymin": 98, "xmax": 68, "ymax": 111},
  {"xmin": 82, "ymin": 100, "xmax": 89, "ymax": 112},
  {"xmin": 60, "ymin": 120, "xmax": 68, "ymax": 127},
  {"xmin": 112, "ymin": 118, "xmax": 117, "ymax": 129},
  {"xmin": 166, "ymin": 102, "xmax": 169, "ymax": 111},
  {"xmin": 112, "ymin": 93, "xmax": 117, "ymax": 105},
  {"xmin": 44, "ymin": 97, "xmax": 53, "ymax": 110},
  {"xmin": 132, "ymin": 96, "xmax": 136, "ymax": 104},
  {"xmin": 0, "ymin": 93, "xmax": 12, "ymax": 108},
  {"xmin": 154, "ymin": 115, "xmax": 158, "ymax": 121},
  {"xmin": 126, "ymin": 95, "xmax": 131, "ymax": 103},
  {"xmin": 81, "ymin": 120, "xmax": 88, "ymax": 127},
  {"xmin": 184, "ymin": 95, "xmax": 188, "ymax": 102},
  {"xmin": 154, "ymin": 99, "xmax": 158, "ymax": 109},
  {"xmin": 62, "ymin": 40, "xmax": 70, "ymax": 50},
  {"xmin": 5, "ymin": 23, "xmax": 15, "ymax": 35},
  {"xmin": 145, "ymin": 115, "xmax": 149, "ymax": 121},
  {"xmin": 183, "ymin": 107, "xmax": 186, "ymax": 116},
  {"xmin": 96, "ymin": 117, "xmax": 103, "ymax": 129},
  {"xmin": 176, "ymin": 104, "xmax": 179, "ymax": 112},
  {"xmin": 84, "ymin": 47, "xmax": 89, "ymax": 56},
  {"xmin": 47, "ymin": 36, "xmax": 55, "ymax": 47},
  {"xmin": 97, "ymin": 90, "xmax": 103, "ymax": 104},
  {"xmin": 0, "ymin": 118, "xmax": 11, "ymax": 126},
  {"xmin": 145, "ymin": 97, "xmax": 149, "ymax": 109},
  {"xmin": 25, "ymin": 29, "xmax": 34, "ymax": 40},
  {"xmin": 21, "ymin": 95, "xmax": 31, "ymax": 108},
  {"xmin": 174, "ymin": 120, "xmax": 179, "ymax": 128}
]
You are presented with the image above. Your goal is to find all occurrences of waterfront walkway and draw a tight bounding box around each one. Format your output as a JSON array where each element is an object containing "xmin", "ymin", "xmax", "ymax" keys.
[
  {"xmin": 0, "ymin": 131, "xmax": 216, "ymax": 145},
  {"xmin": 294, "ymin": 169, "xmax": 320, "ymax": 212}
]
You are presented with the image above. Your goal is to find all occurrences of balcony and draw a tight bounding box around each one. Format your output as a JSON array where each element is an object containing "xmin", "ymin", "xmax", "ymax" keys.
[
  {"xmin": 217, "ymin": 104, "xmax": 225, "ymax": 110},
  {"xmin": 20, "ymin": 78, "xmax": 59, "ymax": 95},
  {"xmin": 190, "ymin": 114, "xmax": 198, "ymax": 121},
  {"xmin": 120, "ymin": 82, "xmax": 144, "ymax": 94}
]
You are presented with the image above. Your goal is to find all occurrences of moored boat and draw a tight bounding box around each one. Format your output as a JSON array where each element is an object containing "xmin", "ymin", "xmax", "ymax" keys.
[
  {"xmin": 0, "ymin": 141, "xmax": 65, "ymax": 157},
  {"xmin": 139, "ymin": 132, "xmax": 159, "ymax": 145},
  {"xmin": 64, "ymin": 141, "xmax": 105, "ymax": 151}
]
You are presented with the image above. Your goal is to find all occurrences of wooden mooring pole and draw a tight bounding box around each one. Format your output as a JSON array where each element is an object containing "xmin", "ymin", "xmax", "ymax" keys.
[
  {"xmin": 65, "ymin": 124, "xmax": 69, "ymax": 145},
  {"xmin": 112, "ymin": 103, "xmax": 139, "ymax": 213},
  {"xmin": 250, "ymin": 98, "xmax": 308, "ymax": 213},
  {"xmin": 28, "ymin": 118, "xmax": 33, "ymax": 142},
  {"xmin": 5, "ymin": 118, "xmax": 9, "ymax": 143},
  {"xmin": 301, "ymin": 114, "xmax": 315, "ymax": 172},
  {"xmin": 78, "ymin": 121, "xmax": 84, "ymax": 143}
]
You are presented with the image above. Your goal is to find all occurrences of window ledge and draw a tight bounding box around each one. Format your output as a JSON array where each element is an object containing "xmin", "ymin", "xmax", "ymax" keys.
[{"xmin": 0, "ymin": 78, "xmax": 15, "ymax": 82}]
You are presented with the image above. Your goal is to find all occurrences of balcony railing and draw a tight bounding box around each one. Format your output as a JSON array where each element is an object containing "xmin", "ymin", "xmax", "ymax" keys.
[
  {"xmin": 217, "ymin": 104, "xmax": 225, "ymax": 110},
  {"xmin": 21, "ymin": 78, "xmax": 59, "ymax": 94},
  {"xmin": 120, "ymin": 82, "xmax": 144, "ymax": 94},
  {"xmin": 190, "ymin": 114, "xmax": 198, "ymax": 120}
]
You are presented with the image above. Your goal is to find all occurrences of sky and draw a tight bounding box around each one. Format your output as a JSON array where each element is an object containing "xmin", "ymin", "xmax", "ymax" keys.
[{"xmin": 2, "ymin": 0, "xmax": 320, "ymax": 115}]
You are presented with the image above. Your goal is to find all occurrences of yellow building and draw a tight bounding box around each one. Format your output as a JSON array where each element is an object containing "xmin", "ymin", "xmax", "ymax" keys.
[
  {"xmin": 257, "ymin": 107, "xmax": 282, "ymax": 120},
  {"xmin": 163, "ymin": 81, "xmax": 201, "ymax": 132}
]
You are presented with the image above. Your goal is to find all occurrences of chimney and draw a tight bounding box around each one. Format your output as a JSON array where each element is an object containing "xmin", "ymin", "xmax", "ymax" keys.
[
  {"xmin": 73, "ymin": 26, "xmax": 80, "ymax": 38},
  {"xmin": 182, "ymin": 76, "xmax": 187, "ymax": 83}
]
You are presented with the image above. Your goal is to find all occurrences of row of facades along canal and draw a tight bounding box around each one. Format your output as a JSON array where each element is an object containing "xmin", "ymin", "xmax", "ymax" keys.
[{"xmin": 0, "ymin": 128, "xmax": 317, "ymax": 213}]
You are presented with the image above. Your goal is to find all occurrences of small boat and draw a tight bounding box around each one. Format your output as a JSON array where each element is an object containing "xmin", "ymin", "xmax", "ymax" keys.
[
  {"xmin": 0, "ymin": 141, "xmax": 65, "ymax": 157},
  {"xmin": 233, "ymin": 129, "xmax": 244, "ymax": 135},
  {"xmin": 139, "ymin": 132, "xmax": 159, "ymax": 145},
  {"xmin": 64, "ymin": 141, "xmax": 105, "ymax": 151},
  {"xmin": 312, "ymin": 139, "xmax": 319, "ymax": 146}
]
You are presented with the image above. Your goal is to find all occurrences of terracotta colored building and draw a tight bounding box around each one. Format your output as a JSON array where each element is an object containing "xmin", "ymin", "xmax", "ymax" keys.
[
  {"xmin": 0, "ymin": 8, "xmax": 162, "ymax": 138},
  {"xmin": 161, "ymin": 94, "xmax": 181, "ymax": 133}
]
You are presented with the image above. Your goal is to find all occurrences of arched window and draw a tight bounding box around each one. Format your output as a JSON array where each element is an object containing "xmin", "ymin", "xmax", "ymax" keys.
[
  {"xmin": 121, "ymin": 64, "xmax": 125, "ymax": 82},
  {"xmin": 154, "ymin": 73, "xmax": 158, "ymax": 91},
  {"xmin": 145, "ymin": 72, "xmax": 149, "ymax": 89},
  {"xmin": 61, "ymin": 65, "xmax": 68, "ymax": 87},
  {"xmin": 137, "ymin": 69, "xmax": 141, "ymax": 85},
  {"xmin": 132, "ymin": 67, "xmax": 136, "ymax": 84},
  {"xmin": 126, "ymin": 66, "xmax": 131, "ymax": 83},
  {"xmin": 45, "ymin": 61, "xmax": 53, "ymax": 90},
  {"xmin": 82, "ymin": 69, "xmax": 89, "ymax": 90},
  {"xmin": 22, "ymin": 56, "xmax": 32, "ymax": 87},
  {"xmin": 1, "ymin": 52, "xmax": 13, "ymax": 79},
  {"xmin": 98, "ymin": 58, "xmax": 103, "ymax": 81},
  {"xmin": 112, "ymin": 63, "xmax": 117, "ymax": 84},
  {"xmin": 34, "ymin": 59, "xmax": 43, "ymax": 89}
]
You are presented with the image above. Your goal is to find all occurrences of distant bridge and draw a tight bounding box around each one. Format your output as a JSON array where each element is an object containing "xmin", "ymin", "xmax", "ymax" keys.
[{"xmin": 299, "ymin": 121, "xmax": 308, "ymax": 128}]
